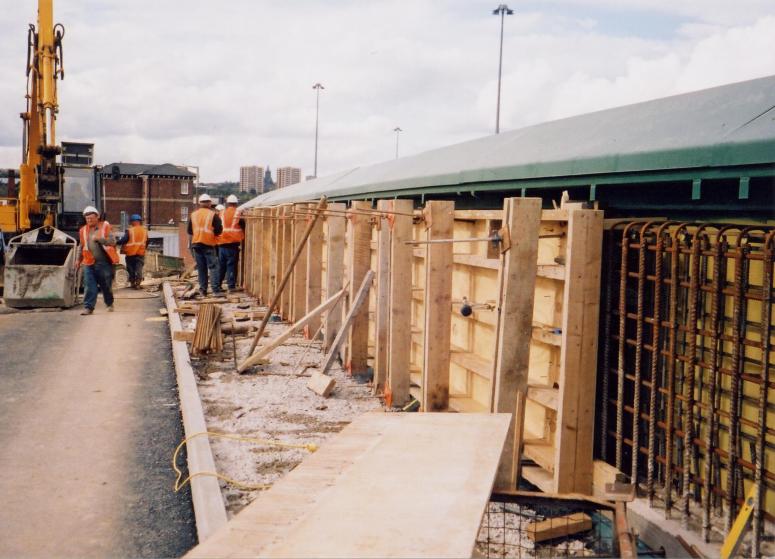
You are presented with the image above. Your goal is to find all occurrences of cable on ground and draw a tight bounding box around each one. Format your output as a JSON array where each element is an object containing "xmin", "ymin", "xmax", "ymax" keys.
[{"xmin": 172, "ymin": 431, "xmax": 318, "ymax": 492}]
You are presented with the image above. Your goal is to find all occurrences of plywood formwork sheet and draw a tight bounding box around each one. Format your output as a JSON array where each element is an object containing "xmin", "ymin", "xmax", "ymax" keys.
[{"xmin": 185, "ymin": 412, "xmax": 511, "ymax": 559}]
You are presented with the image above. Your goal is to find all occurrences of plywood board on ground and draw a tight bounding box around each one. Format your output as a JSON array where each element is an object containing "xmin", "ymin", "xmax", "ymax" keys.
[{"xmin": 186, "ymin": 412, "xmax": 511, "ymax": 559}]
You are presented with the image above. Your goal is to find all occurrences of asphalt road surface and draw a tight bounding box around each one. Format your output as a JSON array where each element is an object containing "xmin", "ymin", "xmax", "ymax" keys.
[{"xmin": 0, "ymin": 289, "xmax": 196, "ymax": 558}]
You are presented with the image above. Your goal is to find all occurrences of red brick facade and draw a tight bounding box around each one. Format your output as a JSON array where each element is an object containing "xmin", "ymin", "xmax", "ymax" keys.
[{"xmin": 102, "ymin": 176, "xmax": 194, "ymax": 226}]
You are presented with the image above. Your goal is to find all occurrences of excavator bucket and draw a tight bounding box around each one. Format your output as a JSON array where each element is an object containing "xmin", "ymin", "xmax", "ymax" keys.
[{"xmin": 3, "ymin": 226, "xmax": 79, "ymax": 308}]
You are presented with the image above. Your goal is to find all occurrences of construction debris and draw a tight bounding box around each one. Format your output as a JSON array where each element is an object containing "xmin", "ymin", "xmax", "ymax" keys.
[
  {"xmin": 307, "ymin": 371, "xmax": 336, "ymax": 397},
  {"xmin": 192, "ymin": 303, "xmax": 223, "ymax": 355}
]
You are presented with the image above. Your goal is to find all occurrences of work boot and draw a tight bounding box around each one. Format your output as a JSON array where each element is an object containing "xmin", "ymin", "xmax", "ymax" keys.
[
  {"xmin": 107, "ymin": 305, "xmax": 114, "ymax": 312},
  {"xmin": 81, "ymin": 308, "xmax": 93, "ymax": 315}
]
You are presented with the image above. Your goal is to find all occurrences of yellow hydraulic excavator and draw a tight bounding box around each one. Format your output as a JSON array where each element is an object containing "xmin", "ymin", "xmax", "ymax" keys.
[{"xmin": 1, "ymin": 0, "xmax": 80, "ymax": 308}]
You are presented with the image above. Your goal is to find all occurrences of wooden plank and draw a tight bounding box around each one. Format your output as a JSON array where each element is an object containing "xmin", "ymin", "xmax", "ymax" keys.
[
  {"xmin": 261, "ymin": 208, "xmax": 272, "ymax": 305},
  {"xmin": 373, "ymin": 199, "xmax": 391, "ymax": 394},
  {"xmin": 450, "ymin": 348, "xmax": 493, "ymax": 381},
  {"xmin": 346, "ymin": 201, "xmax": 373, "ymax": 375},
  {"xmin": 323, "ymin": 203, "xmax": 346, "ymax": 352},
  {"xmin": 527, "ymin": 385, "xmax": 558, "ymax": 410},
  {"xmin": 523, "ymin": 441, "xmax": 554, "ymax": 473},
  {"xmin": 525, "ymin": 513, "xmax": 592, "ymax": 543},
  {"xmin": 531, "ymin": 324, "xmax": 562, "ymax": 346},
  {"xmin": 239, "ymin": 287, "xmax": 347, "ymax": 371},
  {"xmin": 452, "ymin": 253, "xmax": 499, "ymax": 270},
  {"xmin": 173, "ymin": 330, "xmax": 195, "ymax": 342},
  {"xmin": 521, "ymin": 465, "xmax": 554, "ymax": 493},
  {"xmin": 305, "ymin": 205, "xmax": 324, "ymax": 337},
  {"xmin": 490, "ymin": 197, "xmax": 542, "ymax": 491},
  {"xmin": 186, "ymin": 413, "xmax": 511, "ymax": 559},
  {"xmin": 321, "ymin": 270, "xmax": 374, "ymax": 374},
  {"xmin": 554, "ymin": 209, "xmax": 603, "ymax": 495},
  {"xmin": 387, "ymin": 199, "xmax": 414, "ymax": 407},
  {"xmin": 421, "ymin": 200, "xmax": 454, "ymax": 412},
  {"xmin": 307, "ymin": 370, "xmax": 336, "ymax": 397},
  {"xmin": 537, "ymin": 263, "xmax": 566, "ymax": 280},
  {"xmin": 291, "ymin": 203, "xmax": 309, "ymax": 322},
  {"xmin": 449, "ymin": 395, "xmax": 489, "ymax": 413}
]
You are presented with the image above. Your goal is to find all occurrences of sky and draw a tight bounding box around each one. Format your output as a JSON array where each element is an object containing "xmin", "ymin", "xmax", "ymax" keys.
[{"xmin": 0, "ymin": 0, "xmax": 773, "ymax": 183}]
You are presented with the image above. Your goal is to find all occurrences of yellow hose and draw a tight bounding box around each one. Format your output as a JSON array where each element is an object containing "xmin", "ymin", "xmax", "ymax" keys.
[{"xmin": 172, "ymin": 431, "xmax": 318, "ymax": 492}]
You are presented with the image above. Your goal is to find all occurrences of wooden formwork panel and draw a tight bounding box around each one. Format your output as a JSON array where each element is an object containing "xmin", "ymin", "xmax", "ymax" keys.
[{"xmin": 240, "ymin": 198, "xmax": 603, "ymax": 496}]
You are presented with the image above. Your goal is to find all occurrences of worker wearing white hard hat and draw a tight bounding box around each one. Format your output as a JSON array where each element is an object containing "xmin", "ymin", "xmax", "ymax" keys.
[
  {"xmin": 187, "ymin": 192, "xmax": 223, "ymax": 297},
  {"xmin": 215, "ymin": 204, "xmax": 225, "ymax": 212},
  {"xmin": 78, "ymin": 205, "xmax": 119, "ymax": 315},
  {"xmin": 217, "ymin": 193, "xmax": 245, "ymax": 292}
]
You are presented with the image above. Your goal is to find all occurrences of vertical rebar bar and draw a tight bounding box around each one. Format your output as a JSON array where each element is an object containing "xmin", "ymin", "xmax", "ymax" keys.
[
  {"xmin": 725, "ymin": 231, "xmax": 749, "ymax": 532},
  {"xmin": 647, "ymin": 222, "xmax": 671, "ymax": 505},
  {"xmin": 664, "ymin": 224, "xmax": 688, "ymax": 517},
  {"xmin": 617, "ymin": 223, "xmax": 639, "ymax": 470},
  {"xmin": 631, "ymin": 222, "xmax": 654, "ymax": 483},
  {"xmin": 752, "ymin": 231, "xmax": 773, "ymax": 557},
  {"xmin": 702, "ymin": 227, "xmax": 728, "ymax": 541},
  {"xmin": 682, "ymin": 225, "xmax": 703, "ymax": 528}
]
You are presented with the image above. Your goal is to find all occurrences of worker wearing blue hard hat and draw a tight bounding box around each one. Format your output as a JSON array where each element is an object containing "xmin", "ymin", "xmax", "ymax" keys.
[{"xmin": 116, "ymin": 213, "xmax": 149, "ymax": 289}]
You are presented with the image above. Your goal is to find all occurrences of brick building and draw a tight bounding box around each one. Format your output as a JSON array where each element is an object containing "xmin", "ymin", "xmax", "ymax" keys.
[{"xmin": 101, "ymin": 163, "xmax": 195, "ymax": 226}]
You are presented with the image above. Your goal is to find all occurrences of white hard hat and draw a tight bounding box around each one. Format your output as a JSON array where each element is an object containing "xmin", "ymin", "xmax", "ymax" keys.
[
  {"xmin": 82, "ymin": 205, "xmax": 99, "ymax": 215},
  {"xmin": 198, "ymin": 193, "xmax": 212, "ymax": 203},
  {"xmin": 226, "ymin": 194, "xmax": 239, "ymax": 204},
  {"xmin": 215, "ymin": 204, "xmax": 225, "ymax": 211}
]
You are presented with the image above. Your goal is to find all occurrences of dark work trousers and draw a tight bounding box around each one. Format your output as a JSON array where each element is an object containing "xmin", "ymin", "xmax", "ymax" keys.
[
  {"xmin": 125, "ymin": 255, "xmax": 144, "ymax": 286},
  {"xmin": 192, "ymin": 244, "xmax": 221, "ymax": 294},
  {"xmin": 217, "ymin": 244, "xmax": 240, "ymax": 290},
  {"xmin": 82, "ymin": 261, "xmax": 115, "ymax": 310}
]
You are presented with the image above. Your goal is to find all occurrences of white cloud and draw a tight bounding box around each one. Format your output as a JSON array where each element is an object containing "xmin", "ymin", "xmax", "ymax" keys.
[{"xmin": 0, "ymin": 1, "xmax": 773, "ymax": 181}]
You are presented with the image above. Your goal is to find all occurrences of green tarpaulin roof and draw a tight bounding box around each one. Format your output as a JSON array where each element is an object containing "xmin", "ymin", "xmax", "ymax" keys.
[{"xmin": 243, "ymin": 74, "xmax": 775, "ymax": 208}]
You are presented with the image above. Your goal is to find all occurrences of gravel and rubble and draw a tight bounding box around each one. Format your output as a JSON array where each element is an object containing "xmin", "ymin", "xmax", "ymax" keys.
[{"xmin": 175, "ymin": 288, "xmax": 382, "ymax": 516}]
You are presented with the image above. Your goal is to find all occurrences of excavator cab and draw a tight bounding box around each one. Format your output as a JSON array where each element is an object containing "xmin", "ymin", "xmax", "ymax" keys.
[{"xmin": 3, "ymin": 226, "xmax": 79, "ymax": 308}]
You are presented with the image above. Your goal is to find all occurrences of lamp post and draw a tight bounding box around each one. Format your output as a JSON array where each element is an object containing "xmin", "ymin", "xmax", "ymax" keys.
[
  {"xmin": 492, "ymin": 4, "xmax": 513, "ymax": 134},
  {"xmin": 393, "ymin": 127, "xmax": 402, "ymax": 159},
  {"xmin": 312, "ymin": 82, "xmax": 324, "ymax": 177}
]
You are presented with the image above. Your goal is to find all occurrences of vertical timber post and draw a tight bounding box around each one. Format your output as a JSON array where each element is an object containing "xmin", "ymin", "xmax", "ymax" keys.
[
  {"xmin": 490, "ymin": 197, "xmax": 541, "ymax": 491},
  {"xmin": 291, "ymin": 203, "xmax": 309, "ymax": 322},
  {"xmin": 373, "ymin": 199, "xmax": 392, "ymax": 394},
  {"xmin": 387, "ymin": 199, "xmax": 414, "ymax": 407},
  {"xmin": 324, "ymin": 203, "xmax": 346, "ymax": 352},
  {"xmin": 421, "ymin": 200, "xmax": 454, "ymax": 411},
  {"xmin": 347, "ymin": 200, "xmax": 373, "ymax": 374},
  {"xmin": 306, "ymin": 203, "xmax": 324, "ymax": 337}
]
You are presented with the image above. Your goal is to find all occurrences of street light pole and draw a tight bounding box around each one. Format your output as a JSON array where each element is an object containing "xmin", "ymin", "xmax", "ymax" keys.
[
  {"xmin": 393, "ymin": 127, "xmax": 402, "ymax": 159},
  {"xmin": 493, "ymin": 4, "xmax": 513, "ymax": 134},
  {"xmin": 312, "ymin": 82, "xmax": 324, "ymax": 177}
]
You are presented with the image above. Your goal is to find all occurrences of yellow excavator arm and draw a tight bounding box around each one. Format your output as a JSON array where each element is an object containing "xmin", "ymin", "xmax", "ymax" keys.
[{"xmin": 16, "ymin": 0, "xmax": 64, "ymax": 232}]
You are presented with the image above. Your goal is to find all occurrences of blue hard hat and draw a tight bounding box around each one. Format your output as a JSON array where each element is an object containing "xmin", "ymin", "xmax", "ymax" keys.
[{"xmin": 130, "ymin": 214, "xmax": 142, "ymax": 222}]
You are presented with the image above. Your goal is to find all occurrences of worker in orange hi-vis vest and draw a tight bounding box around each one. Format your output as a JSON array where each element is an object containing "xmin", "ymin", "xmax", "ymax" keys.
[
  {"xmin": 117, "ymin": 214, "xmax": 149, "ymax": 289},
  {"xmin": 77, "ymin": 206, "xmax": 120, "ymax": 315},
  {"xmin": 216, "ymin": 194, "xmax": 245, "ymax": 293},
  {"xmin": 187, "ymin": 193, "xmax": 224, "ymax": 297}
]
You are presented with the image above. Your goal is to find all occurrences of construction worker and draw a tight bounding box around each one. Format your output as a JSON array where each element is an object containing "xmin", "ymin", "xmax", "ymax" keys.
[
  {"xmin": 188, "ymin": 193, "xmax": 223, "ymax": 297},
  {"xmin": 78, "ymin": 206, "xmax": 119, "ymax": 315},
  {"xmin": 117, "ymin": 214, "xmax": 148, "ymax": 289},
  {"xmin": 215, "ymin": 203, "xmax": 225, "ymax": 215},
  {"xmin": 217, "ymin": 194, "xmax": 245, "ymax": 292}
]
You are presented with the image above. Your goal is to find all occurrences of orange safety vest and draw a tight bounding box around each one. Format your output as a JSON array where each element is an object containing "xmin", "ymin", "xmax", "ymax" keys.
[
  {"xmin": 190, "ymin": 207, "xmax": 217, "ymax": 246},
  {"xmin": 218, "ymin": 206, "xmax": 244, "ymax": 245},
  {"xmin": 123, "ymin": 224, "xmax": 148, "ymax": 256},
  {"xmin": 80, "ymin": 221, "xmax": 120, "ymax": 265}
]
